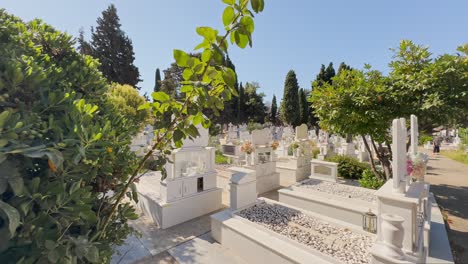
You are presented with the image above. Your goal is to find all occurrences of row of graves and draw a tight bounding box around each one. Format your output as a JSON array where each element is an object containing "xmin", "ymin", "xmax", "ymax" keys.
[
  {"xmin": 218, "ymin": 124, "xmax": 316, "ymax": 197},
  {"xmin": 211, "ymin": 115, "xmax": 453, "ymax": 264},
  {"xmin": 131, "ymin": 116, "xmax": 452, "ymax": 263}
]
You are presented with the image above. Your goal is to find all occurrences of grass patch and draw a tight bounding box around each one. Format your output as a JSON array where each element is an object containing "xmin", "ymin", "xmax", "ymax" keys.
[{"xmin": 441, "ymin": 149, "xmax": 468, "ymax": 165}]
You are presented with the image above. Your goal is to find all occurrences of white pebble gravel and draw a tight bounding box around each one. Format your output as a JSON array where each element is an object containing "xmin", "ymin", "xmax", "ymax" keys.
[
  {"xmin": 239, "ymin": 203, "xmax": 373, "ymax": 264},
  {"xmin": 298, "ymin": 179, "xmax": 377, "ymax": 203}
]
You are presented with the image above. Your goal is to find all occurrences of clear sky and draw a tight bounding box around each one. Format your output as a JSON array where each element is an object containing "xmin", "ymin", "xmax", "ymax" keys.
[{"xmin": 2, "ymin": 0, "xmax": 467, "ymax": 103}]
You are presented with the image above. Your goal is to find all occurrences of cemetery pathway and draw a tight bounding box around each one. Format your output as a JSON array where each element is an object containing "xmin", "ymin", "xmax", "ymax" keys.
[{"xmin": 423, "ymin": 149, "xmax": 468, "ymax": 263}]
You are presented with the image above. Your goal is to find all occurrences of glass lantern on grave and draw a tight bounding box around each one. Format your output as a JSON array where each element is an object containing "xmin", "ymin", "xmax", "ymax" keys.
[{"xmin": 362, "ymin": 209, "xmax": 377, "ymax": 234}]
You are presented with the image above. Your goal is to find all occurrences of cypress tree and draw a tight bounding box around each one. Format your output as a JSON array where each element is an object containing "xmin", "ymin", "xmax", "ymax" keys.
[
  {"xmin": 298, "ymin": 88, "xmax": 309, "ymax": 125},
  {"xmin": 337, "ymin": 62, "xmax": 352, "ymax": 75},
  {"xmin": 89, "ymin": 4, "xmax": 141, "ymax": 87},
  {"xmin": 315, "ymin": 64, "xmax": 327, "ymax": 87},
  {"xmin": 325, "ymin": 62, "xmax": 335, "ymax": 84},
  {"xmin": 238, "ymin": 82, "xmax": 246, "ymax": 123},
  {"xmin": 154, "ymin": 68, "xmax": 161, "ymax": 93},
  {"xmin": 280, "ymin": 70, "xmax": 300, "ymax": 126},
  {"xmin": 223, "ymin": 55, "xmax": 239, "ymax": 124},
  {"xmin": 270, "ymin": 95, "xmax": 277, "ymax": 124}
]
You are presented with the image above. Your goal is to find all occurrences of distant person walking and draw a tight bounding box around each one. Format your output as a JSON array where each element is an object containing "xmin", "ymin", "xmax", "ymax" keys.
[{"xmin": 433, "ymin": 136, "xmax": 441, "ymax": 154}]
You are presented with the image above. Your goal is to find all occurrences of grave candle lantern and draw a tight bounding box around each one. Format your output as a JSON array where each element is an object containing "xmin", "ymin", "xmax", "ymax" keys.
[{"xmin": 362, "ymin": 209, "xmax": 377, "ymax": 234}]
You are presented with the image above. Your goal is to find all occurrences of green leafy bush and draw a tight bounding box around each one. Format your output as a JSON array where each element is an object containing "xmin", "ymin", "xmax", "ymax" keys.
[
  {"xmin": 358, "ymin": 169, "xmax": 386, "ymax": 189},
  {"xmin": 0, "ymin": 11, "xmax": 144, "ymax": 263},
  {"xmin": 215, "ymin": 150, "xmax": 229, "ymax": 164},
  {"xmin": 107, "ymin": 83, "xmax": 151, "ymax": 130},
  {"xmin": 418, "ymin": 133, "xmax": 432, "ymax": 146},
  {"xmin": 312, "ymin": 148, "xmax": 320, "ymax": 159},
  {"xmin": 326, "ymin": 155, "xmax": 369, "ymax": 179}
]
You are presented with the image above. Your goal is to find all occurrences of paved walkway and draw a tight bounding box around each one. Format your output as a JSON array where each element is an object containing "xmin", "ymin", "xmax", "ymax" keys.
[{"xmin": 423, "ymin": 149, "xmax": 468, "ymax": 263}]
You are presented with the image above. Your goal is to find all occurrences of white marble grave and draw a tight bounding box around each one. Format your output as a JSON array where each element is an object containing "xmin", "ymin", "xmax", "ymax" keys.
[
  {"xmin": 137, "ymin": 126, "xmax": 222, "ymax": 229},
  {"xmin": 276, "ymin": 124, "xmax": 313, "ymax": 186}
]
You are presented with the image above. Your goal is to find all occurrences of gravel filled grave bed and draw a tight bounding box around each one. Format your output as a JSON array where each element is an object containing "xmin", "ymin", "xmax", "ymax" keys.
[
  {"xmin": 239, "ymin": 202, "xmax": 374, "ymax": 264},
  {"xmin": 297, "ymin": 178, "xmax": 377, "ymax": 203}
]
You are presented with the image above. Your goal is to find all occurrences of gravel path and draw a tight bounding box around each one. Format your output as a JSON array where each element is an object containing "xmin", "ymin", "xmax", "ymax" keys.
[
  {"xmin": 239, "ymin": 203, "xmax": 373, "ymax": 264},
  {"xmin": 297, "ymin": 179, "xmax": 377, "ymax": 203}
]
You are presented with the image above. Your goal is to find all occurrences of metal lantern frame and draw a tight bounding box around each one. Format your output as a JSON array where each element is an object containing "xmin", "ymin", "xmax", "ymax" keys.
[{"xmin": 362, "ymin": 209, "xmax": 377, "ymax": 234}]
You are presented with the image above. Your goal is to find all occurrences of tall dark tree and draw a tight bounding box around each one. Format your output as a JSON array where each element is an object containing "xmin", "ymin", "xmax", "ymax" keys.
[
  {"xmin": 307, "ymin": 89, "xmax": 319, "ymax": 128},
  {"xmin": 337, "ymin": 62, "xmax": 352, "ymax": 75},
  {"xmin": 160, "ymin": 62, "xmax": 183, "ymax": 98},
  {"xmin": 315, "ymin": 64, "xmax": 327, "ymax": 87},
  {"xmin": 280, "ymin": 70, "xmax": 300, "ymax": 126},
  {"xmin": 154, "ymin": 68, "xmax": 161, "ymax": 93},
  {"xmin": 270, "ymin": 95, "xmax": 277, "ymax": 124},
  {"xmin": 244, "ymin": 82, "xmax": 267, "ymax": 124},
  {"xmin": 78, "ymin": 28, "xmax": 93, "ymax": 55},
  {"xmin": 238, "ymin": 82, "xmax": 246, "ymax": 124},
  {"xmin": 325, "ymin": 62, "xmax": 336, "ymax": 84},
  {"xmin": 80, "ymin": 4, "xmax": 141, "ymax": 87},
  {"xmin": 298, "ymin": 88, "xmax": 309, "ymax": 125},
  {"xmin": 221, "ymin": 55, "xmax": 239, "ymax": 124}
]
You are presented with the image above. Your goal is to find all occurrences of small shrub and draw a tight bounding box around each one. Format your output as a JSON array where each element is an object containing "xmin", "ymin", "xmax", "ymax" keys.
[
  {"xmin": 287, "ymin": 144, "xmax": 293, "ymax": 156},
  {"xmin": 215, "ymin": 150, "xmax": 229, "ymax": 164},
  {"xmin": 418, "ymin": 133, "xmax": 432, "ymax": 146},
  {"xmin": 312, "ymin": 148, "xmax": 320, "ymax": 159},
  {"xmin": 326, "ymin": 155, "xmax": 369, "ymax": 179},
  {"xmin": 358, "ymin": 169, "xmax": 385, "ymax": 189}
]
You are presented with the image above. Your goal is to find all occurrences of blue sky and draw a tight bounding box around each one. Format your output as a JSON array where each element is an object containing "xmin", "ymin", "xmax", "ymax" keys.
[{"xmin": 2, "ymin": 0, "xmax": 467, "ymax": 103}]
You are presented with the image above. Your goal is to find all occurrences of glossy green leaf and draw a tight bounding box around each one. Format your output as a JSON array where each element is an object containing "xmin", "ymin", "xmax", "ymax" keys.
[
  {"xmin": 173, "ymin": 49, "xmax": 190, "ymax": 67},
  {"xmin": 173, "ymin": 129, "xmax": 184, "ymax": 142},
  {"xmin": 240, "ymin": 16, "xmax": 254, "ymax": 33},
  {"xmin": 152, "ymin": 92, "xmax": 170, "ymax": 102},
  {"xmin": 222, "ymin": 0, "xmax": 235, "ymax": 5},
  {"xmin": 196, "ymin": 27, "xmax": 218, "ymax": 42},
  {"xmin": 180, "ymin": 85, "xmax": 193, "ymax": 93},
  {"xmin": 0, "ymin": 200, "xmax": 20, "ymax": 238},
  {"xmin": 8, "ymin": 177, "xmax": 23, "ymax": 195},
  {"xmin": 85, "ymin": 246, "xmax": 99, "ymax": 263},
  {"xmin": 222, "ymin": 7, "xmax": 235, "ymax": 26},
  {"xmin": 201, "ymin": 50, "xmax": 212, "ymax": 62},
  {"xmin": 182, "ymin": 69, "xmax": 193, "ymax": 80}
]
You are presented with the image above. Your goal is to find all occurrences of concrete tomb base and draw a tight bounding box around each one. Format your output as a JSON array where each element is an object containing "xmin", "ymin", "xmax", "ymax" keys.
[
  {"xmin": 138, "ymin": 172, "xmax": 223, "ymax": 229},
  {"xmin": 276, "ymin": 155, "xmax": 311, "ymax": 187},
  {"xmin": 279, "ymin": 178, "xmax": 377, "ymax": 229}
]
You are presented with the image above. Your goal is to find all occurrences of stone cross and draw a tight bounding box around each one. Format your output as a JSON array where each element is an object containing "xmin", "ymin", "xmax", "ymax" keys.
[
  {"xmin": 410, "ymin": 115, "xmax": 418, "ymax": 156},
  {"xmin": 392, "ymin": 118, "xmax": 407, "ymax": 193}
]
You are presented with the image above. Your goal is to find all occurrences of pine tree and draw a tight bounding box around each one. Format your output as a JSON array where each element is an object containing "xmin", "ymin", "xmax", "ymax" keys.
[
  {"xmin": 244, "ymin": 82, "xmax": 266, "ymax": 124},
  {"xmin": 270, "ymin": 95, "xmax": 277, "ymax": 124},
  {"xmin": 325, "ymin": 62, "xmax": 335, "ymax": 84},
  {"xmin": 298, "ymin": 88, "xmax": 309, "ymax": 125},
  {"xmin": 280, "ymin": 70, "xmax": 300, "ymax": 126},
  {"xmin": 337, "ymin": 62, "xmax": 352, "ymax": 75},
  {"xmin": 78, "ymin": 28, "xmax": 93, "ymax": 55},
  {"xmin": 85, "ymin": 4, "xmax": 141, "ymax": 87},
  {"xmin": 154, "ymin": 68, "xmax": 161, "ymax": 93}
]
